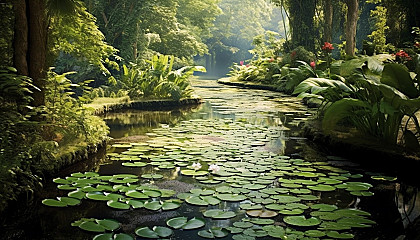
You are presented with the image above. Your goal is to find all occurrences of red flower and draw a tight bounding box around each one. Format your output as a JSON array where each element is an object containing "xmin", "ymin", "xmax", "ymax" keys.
[
  {"xmin": 240, "ymin": 61, "xmax": 244, "ymax": 66},
  {"xmin": 246, "ymin": 64, "xmax": 250, "ymax": 67},
  {"xmin": 310, "ymin": 61, "xmax": 316, "ymax": 69},
  {"xmin": 322, "ymin": 42, "xmax": 334, "ymax": 52},
  {"xmin": 291, "ymin": 51, "xmax": 297, "ymax": 58},
  {"xmin": 269, "ymin": 58, "xmax": 275, "ymax": 63},
  {"xmin": 395, "ymin": 50, "xmax": 412, "ymax": 61}
]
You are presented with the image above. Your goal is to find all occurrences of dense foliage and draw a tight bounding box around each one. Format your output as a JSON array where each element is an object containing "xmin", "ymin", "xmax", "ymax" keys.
[
  {"xmin": 106, "ymin": 55, "xmax": 205, "ymax": 101},
  {"xmin": 228, "ymin": 30, "xmax": 420, "ymax": 152}
]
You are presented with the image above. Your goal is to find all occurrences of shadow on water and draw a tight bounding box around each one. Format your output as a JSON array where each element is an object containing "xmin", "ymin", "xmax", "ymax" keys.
[{"xmin": 1, "ymin": 78, "xmax": 419, "ymax": 240}]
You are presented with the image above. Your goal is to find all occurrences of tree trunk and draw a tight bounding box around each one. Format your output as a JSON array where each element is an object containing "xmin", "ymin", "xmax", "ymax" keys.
[
  {"xmin": 288, "ymin": 0, "xmax": 316, "ymax": 51},
  {"xmin": 345, "ymin": 0, "xmax": 358, "ymax": 57},
  {"xmin": 205, "ymin": 54, "xmax": 210, "ymax": 73},
  {"xmin": 324, "ymin": 0, "xmax": 333, "ymax": 43},
  {"xmin": 210, "ymin": 52, "xmax": 215, "ymax": 75},
  {"xmin": 28, "ymin": 0, "xmax": 48, "ymax": 107},
  {"xmin": 13, "ymin": 0, "xmax": 29, "ymax": 76}
]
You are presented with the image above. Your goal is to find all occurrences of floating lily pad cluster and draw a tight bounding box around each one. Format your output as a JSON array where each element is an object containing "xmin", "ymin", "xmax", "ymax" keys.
[
  {"xmin": 72, "ymin": 218, "xmax": 134, "ymax": 240},
  {"xmin": 44, "ymin": 117, "xmax": 380, "ymax": 239},
  {"xmin": 42, "ymin": 172, "xmax": 179, "ymax": 211}
]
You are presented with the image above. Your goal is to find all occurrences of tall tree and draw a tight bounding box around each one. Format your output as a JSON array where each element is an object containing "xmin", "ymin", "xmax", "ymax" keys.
[
  {"xmin": 324, "ymin": 0, "xmax": 333, "ymax": 43},
  {"xmin": 345, "ymin": 0, "xmax": 359, "ymax": 57},
  {"xmin": 13, "ymin": 0, "xmax": 48, "ymax": 106},
  {"xmin": 288, "ymin": 0, "xmax": 316, "ymax": 51}
]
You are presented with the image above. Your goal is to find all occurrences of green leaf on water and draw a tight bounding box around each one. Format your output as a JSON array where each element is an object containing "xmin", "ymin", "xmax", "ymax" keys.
[
  {"xmin": 283, "ymin": 215, "xmax": 321, "ymax": 227},
  {"xmin": 42, "ymin": 198, "xmax": 67, "ymax": 207}
]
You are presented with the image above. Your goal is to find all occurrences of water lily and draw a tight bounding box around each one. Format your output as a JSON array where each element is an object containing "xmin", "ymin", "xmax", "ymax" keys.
[
  {"xmin": 208, "ymin": 164, "xmax": 220, "ymax": 173},
  {"xmin": 191, "ymin": 162, "xmax": 202, "ymax": 171}
]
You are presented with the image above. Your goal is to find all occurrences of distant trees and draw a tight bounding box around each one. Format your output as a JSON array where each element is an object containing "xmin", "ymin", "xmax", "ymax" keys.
[
  {"xmin": 85, "ymin": 0, "xmax": 220, "ymax": 65},
  {"xmin": 205, "ymin": 0, "xmax": 281, "ymax": 75}
]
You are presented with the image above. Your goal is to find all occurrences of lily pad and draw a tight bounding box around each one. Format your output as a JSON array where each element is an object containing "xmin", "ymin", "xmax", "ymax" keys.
[
  {"xmin": 96, "ymin": 219, "xmax": 120, "ymax": 231},
  {"xmin": 166, "ymin": 217, "xmax": 205, "ymax": 230},
  {"xmin": 283, "ymin": 215, "xmax": 321, "ymax": 227},
  {"xmin": 249, "ymin": 218, "xmax": 274, "ymax": 225},
  {"xmin": 216, "ymin": 193, "xmax": 247, "ymax": 202},
  {"xmin": 308, "ymin": 184, "xmax": 336, "ymax": 192},
  {"xmin": 180, "ymin": 170, "xmax": 208, "ymax": 176},
  {"xmin": 311, "ymin": 203, "xmax": 338, "ymax": 212},
  {"xmin": 87, "ymin": 192, "xmax": 111, "ymax": 201},
  {"xmin": 113, "ymin": 233, "xmax": 134, "ymax": 240},
  {"xmin": 203, "ymin": 209, "xmax": 236, "ymax": 219},
  {"xmin": 240, "ymin": 203, "xmax": 263, "ymax": 210},
  {"xmin": 161, "ymin": 201, "xmax": 181, "ymax": 211},
  {"xmin": 198, "ymin": 227, "xmax": 229, "ymax": 238},
  {"xmin": 246, "ymin": 209, "xmax": 278, "ymax": 218},
  {"xmin": 144, "ymin": 201, "xmax": 162, "ymax": 211},
  {"xmin": 305, "ymin": 230, "xmax": 326, "ymax": 237},
  {"xmin": 127, "ymin": 200, "xmax": 144, "ymax": 209},
  {"xmin": 135, "ymin": 226, "xmax": 173, "ymax": 238},
  {"xmin": 42, "ymin": 198, "xmax": 68, "ymax": 207},
  {"xmin": 186, "ymin": 196, "xmax": 220, "ymax": 206},
  {"xmin": 190, "ymin": 189, "xmax": 215, "ymax": 195},
  {"xmin": 107, "ymin": 200, "xmax": 130, "ymax": 210},
  {"xmin": 93, "ymin": 233, "xmax": 113, "ymax": 240},
  {"xmin": 233, "ymin": 221, "xmax": 254, "ymax": 228},
  {"xmin": 79, "ymin": 221, "xmax": 106, "ymax": 232}
]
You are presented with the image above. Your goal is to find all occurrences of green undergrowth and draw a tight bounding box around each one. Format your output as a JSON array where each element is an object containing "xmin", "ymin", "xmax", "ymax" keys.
[{"xmin": 0, "ymin": 69, "xmax": 110, "ymax": 214}]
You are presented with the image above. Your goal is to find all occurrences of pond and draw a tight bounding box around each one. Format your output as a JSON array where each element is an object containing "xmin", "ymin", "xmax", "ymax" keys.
[{"xmin": 3, "ymin": 78, "xmax": 419, "ymax": 240}]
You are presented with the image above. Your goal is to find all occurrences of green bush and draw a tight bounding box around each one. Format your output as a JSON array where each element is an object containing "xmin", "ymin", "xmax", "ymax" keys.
[
  {"xmin": 0, "ymin": 68, "xmax": 109, "ymax": 212},
  {"xmin": 113, "ymin": 54, "xmax": 205, "ymax": 100},
  {"xmin": 294, "ymin": 56, "xmax": 420, "ymax": 149}
]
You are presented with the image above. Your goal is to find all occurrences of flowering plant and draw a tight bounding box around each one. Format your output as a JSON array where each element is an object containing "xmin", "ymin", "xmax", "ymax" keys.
[
  {"xmin": 191, "ymin": 162, "xmax": 202, "ymax": 171},
  {"xmin": 208, "ymin": 164, "xmax": 220, "ymax": 174},
  {"xmin": 394, "ymin": 50, "xmax": 412, "ymax": 65},
  {"xmin": 322, "ymin": 42, "xmax": 334, "ymax": 53},
  {"xmin": 310, "ymin": 61, "xmax": 316, "ymax": 70}
]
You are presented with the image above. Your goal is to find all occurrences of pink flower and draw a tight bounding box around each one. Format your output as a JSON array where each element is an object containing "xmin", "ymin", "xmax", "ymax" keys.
[
  {"xmin": 310, "ymin": 61, "xmax": 316, "ymax": 69},
  {"xmin": 246, "ymin": 64, "xmax": 250, "ymax": 67},
  {"xmin": 240, "ymin": 61, "xmax": 244, "ymax": 66},
  {"xmin": 322, "ymin": 42, "xmax": 334, "ymax": 52}
]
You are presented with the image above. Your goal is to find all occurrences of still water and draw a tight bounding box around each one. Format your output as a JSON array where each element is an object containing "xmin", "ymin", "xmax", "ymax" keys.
[{"xmin": 2, "ymin": 78, "xmax": 419, "ymax": 240}]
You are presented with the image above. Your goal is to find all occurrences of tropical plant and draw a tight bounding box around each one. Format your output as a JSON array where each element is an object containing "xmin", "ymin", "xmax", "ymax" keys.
[
  {"xmin": 113, "ymin": 55, "xmax": 205, "ymax": 101},
  {"xmin": 294, "ymin": 56, "xmax": 420, "ymax": 149}
]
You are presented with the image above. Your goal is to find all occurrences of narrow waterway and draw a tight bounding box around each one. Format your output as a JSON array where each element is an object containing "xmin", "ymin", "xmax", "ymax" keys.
[{"xmin": 2, "ymin": 78, "xmax": 419, "ymax": 240}]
